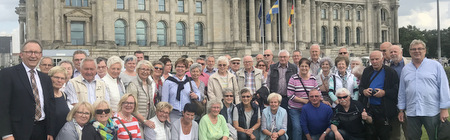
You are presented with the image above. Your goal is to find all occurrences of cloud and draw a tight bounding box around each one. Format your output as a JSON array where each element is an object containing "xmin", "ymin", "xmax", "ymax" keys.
[
  {"xmin": 398, "ymin": 1, "xmax": 450, "ymax": 30},
  {"xmin": 0, "ymin": 1, "xmax": 19, "ymax": 21}
]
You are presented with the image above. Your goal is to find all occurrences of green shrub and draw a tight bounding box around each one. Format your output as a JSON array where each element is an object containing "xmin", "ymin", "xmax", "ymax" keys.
[{"xmin": 445, "ymin": 67, "xmax": 450, "ymax": 84}]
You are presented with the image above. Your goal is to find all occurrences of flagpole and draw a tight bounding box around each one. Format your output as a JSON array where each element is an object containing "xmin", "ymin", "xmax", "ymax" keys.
[
  {"xmin": 278, "ymin": 12, "xmax": 281, "ymax": 51},
  {"xmin": 293, "ymin": 0, "xmax": 297, "ymax": 50}
]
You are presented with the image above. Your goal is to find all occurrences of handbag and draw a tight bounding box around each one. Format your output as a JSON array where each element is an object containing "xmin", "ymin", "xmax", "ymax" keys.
[
  {"xmin": 438, "ymin": 120, "xmax": 450, "ymax": 140},
  {"xmin": 188, "ymin": 77, "xmax": 205, "ymax": 116}
]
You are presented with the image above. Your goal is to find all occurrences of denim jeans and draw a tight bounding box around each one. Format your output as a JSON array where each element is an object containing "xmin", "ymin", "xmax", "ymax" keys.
[{"xmin": 289, "ymin": 108, "xmax": 303, "ymax": 140}]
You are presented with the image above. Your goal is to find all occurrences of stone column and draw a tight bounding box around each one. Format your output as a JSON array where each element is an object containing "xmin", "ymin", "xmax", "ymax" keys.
[
  {"xmin": 96, "ymin": 0, "xmax": 104, "ymax": 41},
  {"xmin": 256, "ymin": 0, "xmax": 261, "ymax": 43},
  {"xmin": 340, "ymin": 6, "xmax": 345, "ymax": 45},
  {"xmin": 232, "ymin": 0, "xmax": 239, "ymax": 42},
  {"xmin": 188, "ymin": 0, "xmax": 194, "ymax": 46},
  {"xmin": 129, "ymin": 0, "xmax": 137, "ymax": 45},
  {"xmin": 328, "ymin": 4, "xmax": 333, "ymax": 45},
  {"xmin": 304, "ymin": 0, "xmax": 310, "ymax": 42},
  {"xmin": 316, "ymin": 2, "xmax": 321, "ymax": 44},
  {"xmin": 352, "ymin": 5, "xmax": 357, "ymax": 44},
  {"xmin": 19, "ymin": 20, "xmax": 25, "ymax": 44},
  {"xmin": 281, "ymin": 0, "xmax": 288, "ymax": 42},
  {"xmin": 66, "ymin": 20, "xmax": 71, "ymax": 44},
  {"xmin": 26, "ymin": 0, "xmax": 36, "ymax": 40},
  {"xmin": 295, "ymin": 0, "xmax": 302, "ymax": 44},
  {"xmin": 54, "ymin": 0, "xmax": 61, "ymax": 41},
  {"xmin": 310, "ymin": 0, "xmax": 316, "ymax": 43},
  {"xmin": 149, "ymin": 0, "xmax": 156, "ymax": 45},
  {"xmin": 393, "ymin": 5, "xmax": 399, "ymax": 43},
  {"xmin": 377, "ymin": 5, "xmax": 382, "ymax": 43},
  {"xmin": 249, "ymin": 0, "xmax": 256, "ymax": 43},
  {"xmin": 264, "ymin": 0, "xmax": 272, "ymax": 43},
  {"xmin": 85, "ymin": 20, "xmax": 91, "ymax": 45},
  {"xmin": 169, "ymin": 0, "xmax": 177, "ymax": 46}
]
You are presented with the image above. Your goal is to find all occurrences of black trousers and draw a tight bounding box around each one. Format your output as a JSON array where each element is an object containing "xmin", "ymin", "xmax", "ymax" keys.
[
  {"xmin": 31, "ymin": 120, "xmax": 48, "ymax": 140},
  {"xmin": 366, "ymin": 105, "xmax": 392, "ymax": 140}
]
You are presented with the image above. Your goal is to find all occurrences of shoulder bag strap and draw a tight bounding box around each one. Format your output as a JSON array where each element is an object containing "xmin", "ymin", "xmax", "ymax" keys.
[
  {"xmin": 333, "ymin": 75, "xmax": 336, "ymax": 94},
  {"xmin": 297, "ymin": 74, "xmax": 309, "ymax": 97},
  {"xmin": 111, "ymin": 117, "xmax": 133, "ymax": 140}
]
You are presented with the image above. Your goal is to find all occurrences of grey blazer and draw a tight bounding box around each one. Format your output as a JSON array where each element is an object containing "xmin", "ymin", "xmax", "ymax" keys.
[
  {"xmin": 170, "ymin": 118, "xmax": 199, "ymax": 140},
  {"xmin": 56, "ymin": 121, "xmax": 80, "ymax": 140}
]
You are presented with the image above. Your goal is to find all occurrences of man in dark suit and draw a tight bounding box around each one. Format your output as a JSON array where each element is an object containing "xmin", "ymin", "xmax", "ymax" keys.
[{"xmin": 0, "ymin": 40, "xmax": 55, "ymax": 140}]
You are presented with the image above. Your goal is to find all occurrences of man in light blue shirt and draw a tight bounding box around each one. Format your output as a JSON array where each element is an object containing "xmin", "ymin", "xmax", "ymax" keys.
[
  {"xmin": 398, "ymin": 39, "xmax": 450, "ymax": 140},
  {"xmin": 162, "ymin": 58, "xmax": 201, "ymax": 122}
]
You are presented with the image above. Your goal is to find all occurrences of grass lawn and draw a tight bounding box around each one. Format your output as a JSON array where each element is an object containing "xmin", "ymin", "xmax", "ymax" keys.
[{"xmin": 420, "ymin": 111, "xmax": 450, "ymax": 140}]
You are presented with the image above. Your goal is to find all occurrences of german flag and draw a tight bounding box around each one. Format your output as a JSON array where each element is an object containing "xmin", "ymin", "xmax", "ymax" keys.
[{"xmin": 288, "ymin": 4, "xmax": 294, "ymax": 27}]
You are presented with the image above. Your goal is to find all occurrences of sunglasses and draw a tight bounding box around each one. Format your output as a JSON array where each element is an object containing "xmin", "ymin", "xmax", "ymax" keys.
[
  {"xmin": 232, "ymin": 62, "xmax": 240, "ymax": 65},
  {"xmin": 264, "ymin": 54, "xmax": 271, "ymax": 57},
  {"xmin": 258, "ymin": 65, "xmax": 266, "ymax": 67},
  {"xmin": 339, "ymin": 52, "xmax": 348, "ymax": 55},
  {"xmin": 224, "ymin": 95, "xmax": 234, "ymax": 97},
  {"xmin": 199, "ymin": 63, "xmax": 205, "ymax": 66},
  {"xmin": 154, "ymin": 66, "xmax": 163, "ymax": 70},
  {"xmin": 337, "ymin": 95, "xmax": 348, "ymax": 99},
  {"xmin": 242, "ymin": 95, "xmax": 252, "ymax": 98},
  {"xmin": 95, "ymin": 109, "xmax": 111, "ymax": 114}
]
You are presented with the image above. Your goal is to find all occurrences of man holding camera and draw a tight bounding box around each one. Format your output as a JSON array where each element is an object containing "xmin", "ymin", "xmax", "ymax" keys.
[{"xmin": 358, "ymin": 51, "xmax": 399, "ymax": 140}]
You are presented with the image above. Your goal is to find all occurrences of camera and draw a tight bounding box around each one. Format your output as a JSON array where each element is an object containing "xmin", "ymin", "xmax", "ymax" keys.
[{"xmin": 371, "ymin": 89, "xmax": 379, "ymax": 95}]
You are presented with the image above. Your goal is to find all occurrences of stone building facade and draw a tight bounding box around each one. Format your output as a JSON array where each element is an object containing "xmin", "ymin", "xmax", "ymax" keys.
[{"xmin": 15, "ymin": 0, "xmax": 399, "ymax": 60}]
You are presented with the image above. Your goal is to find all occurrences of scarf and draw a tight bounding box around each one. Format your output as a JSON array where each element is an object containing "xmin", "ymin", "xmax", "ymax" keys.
[
  {"xmin": 166, "ymin": 75, "xmax": 191, "ymax": 101},
  {"xmin": 91, "ymin": 118, "xmax": 118, "ymax": 140}
]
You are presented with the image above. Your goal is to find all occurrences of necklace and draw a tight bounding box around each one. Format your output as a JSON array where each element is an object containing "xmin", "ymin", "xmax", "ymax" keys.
[{"xmin": 120, "ymin": 112, "xmax": 132, "ymax": 122}]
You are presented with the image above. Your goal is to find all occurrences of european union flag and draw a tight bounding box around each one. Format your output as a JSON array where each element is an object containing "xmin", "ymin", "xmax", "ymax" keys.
[{"xmin": 266, "ymin": 0, "xmax": 279, "ymax": 24}]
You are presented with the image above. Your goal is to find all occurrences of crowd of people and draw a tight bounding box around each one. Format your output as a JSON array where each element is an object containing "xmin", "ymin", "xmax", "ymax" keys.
[{"xmin": 0, "ymin": 39, "xmax": 449, "ymax": 140}]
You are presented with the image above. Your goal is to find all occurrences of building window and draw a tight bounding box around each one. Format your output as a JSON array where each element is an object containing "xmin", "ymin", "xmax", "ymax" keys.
[
  {"xmin": 66, "ymin": 0, "xmax": 89, "ymax": 7},
  {"xmin": 157, "ymin": 21, "xmax": 167, "ymax": 46},
  {"xmin": 136, "ymin": 21, "xmax": 147, "ymax": 46},
  {"xmin": 321, "ymin": 9, "xmax": 327, "ymax": 19},
  {"xmin": 382, "ymin": 30, "xmax": 387, "ymax": 42},
  {"xmin": 381, "ymin": 9, "xmax": 387, "ymax": 21},
  {"xmin": 333, "ymin": 26, "xmax": 339, "ymax": 45},
  {"xmin": 345, "ymin": 10, "xmax": 350, "ymax": 20},
  {"xmin": 196, "ymin": 1, "xmax": 202, "ymax": 13},
  {"xmin": 158, "ymin": 0, "xmax": 165, "ymax": 11},
  {"xmin": 321, "ymin": 26, "xmax": 327, "ymax": 45},
  {"xmin": 117, "ymin": 0, "xmax": 124, "ymax": 9},
  {"xmin": 178, "ymin": 0, "xmax": 184, "ymax": 12},
  {"xmin": 333, "ymin": 9, "xmax": 338, "ymax": 19},
  {"xmin": 345, "ymin": 27, "xmax": 350, "ymax": 45},
  {"xmin": 356, "ymin": 27, "xmax": 361, "ymax": 45},
  {"xmin": 71, "ymin": 22, "xmax": 84, "ymax": 45},
  {"xmin": 356, "ymin": 11, "xmax": 361, "ymax": 20},
  {"xmin": 115, "ymin": 20, "xmax": 126, "ymax": 46},
  {"xmin": 138, "ymin": 0, "xmax": 145, "ymax": 10},
  {"xmin": 194, "ymin": 23, "xmax": 203, "ymax": 46},
  {"xmin": 176, "ymin": 22, "xmax": 186, "ymax": 46}
]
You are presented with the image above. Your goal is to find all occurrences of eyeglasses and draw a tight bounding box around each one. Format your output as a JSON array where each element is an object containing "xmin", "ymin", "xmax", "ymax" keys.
[
  {"xmin": 257, "ymin": 65, "xmax": 266, "ymax": 67},
  {"xmin": 339, "ymin": 52, "xmax": 348, "ymax": 55},
  {"xmin": 95, "ymin": 109, "xmax": 111, "ymax": 114},
  {"xmin": 409, "ymin": 48, "xmax": 425, "ymax": 51},
  {"xmin": 242, "ymin": 95, "xmax": 252, "ymax": 98},
  {"xmin": 337, "ymin": 95, "xmax": 348, "ymax": 99},
  {"xmin": 232, "ymin": 62, "xmax": 240, "ymax": 65},
  {"xmin": 154, "ymin": 66, "xmax": 163, "ymax": 70},
  {"xmin": 264, "ymin": 54, "xmax": 271, "ymax": 57},
  {"xmin": 159, "ymin": 110, "xmax": 170, "ymax": 115},
  {"xmin": 244, "ymin": 61, "xmax": 253, "ymax": 64},
  {"xmin": 22, "ymin": 51, "xmax": 42, "ymax": 56},
  {"xmin": 76, "ymin": 111, "xmax": 90, "ymax": 116},
  {"xmin": 51, "ymin": 76, "xmax": 66, "ymax": 81},
  {"xmin": 40, "ymin": 64, "xmax": 53, "ymax": 67},
  {"xmin": 309, "ymin": 95, "xmax": 320, "ymax": 98},
  {"xmin": 176, "ymin": 66, "xmax": 186, "ymax": 68},
  {"xmin": 123, "ymin": 102, "xmax": 135, "ymax": 105},
  {"xmin": 218, "ymin": 64, "xmax": 227, "ymax": 67},
  {"xmin": 139, "ymin": 68, "xmax": 151, "ymax": 72},
  {"xmin": 224, "ymin": 95, "xmax": 234, "ymax": 97}
]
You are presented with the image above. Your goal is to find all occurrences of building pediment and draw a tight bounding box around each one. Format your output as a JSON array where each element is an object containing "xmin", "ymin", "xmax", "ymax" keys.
[{"xmin": 65, "ymin": 9, "xmax": 92, "ymax": 18}]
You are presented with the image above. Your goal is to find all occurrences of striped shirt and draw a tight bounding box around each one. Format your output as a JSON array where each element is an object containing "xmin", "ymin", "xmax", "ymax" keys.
[
  {"xmin": 287, "ymin": 74, "xmax": 319, "ymax": 109},
  {"xmin": 113, "ymin": 113, "xmax": 142, "ymax": 140}
]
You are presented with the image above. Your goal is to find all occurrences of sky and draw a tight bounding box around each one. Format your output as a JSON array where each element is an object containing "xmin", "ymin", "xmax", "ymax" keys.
[{"xmin": 0, "ymin": 0, "xmax": 449, "ymax": 53}]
